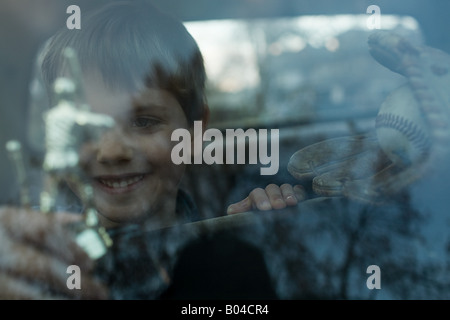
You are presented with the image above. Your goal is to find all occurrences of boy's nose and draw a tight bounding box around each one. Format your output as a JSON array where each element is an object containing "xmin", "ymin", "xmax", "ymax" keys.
[{"xmin": 95, "ymin": 127, "xmax": 133, "ymax": 163}]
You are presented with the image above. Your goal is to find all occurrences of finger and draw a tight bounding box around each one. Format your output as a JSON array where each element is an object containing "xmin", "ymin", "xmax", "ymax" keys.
[
  {"xmin": 54, "ymin": 267, "xmax": 109, "ymax": 300},
  {"xmin": 0, "ymin": 207, "xmax": 93, "ymax": 270},
  {"xmin": 0, "ymin": 207, "xmax": 80, "ymax": 238},
  {"xmin": 248, "ymin": 188, "xmax": 272, "ymax": 211},
  {"xmin": 293, "ymin": 185, "xmax": 307, "ymax": 202},
  {"xmin": 264, "ymin": 184, "xmax": 286, "ymax": 210},
  {"xmin": 280, "ymin": 184, "xmax": 298, "ymax": 206},
  {"xmin": 0, "ymin": 237, "xmax": 76, "ymax": 292},
  {"xmin": 0, "ymin": 272, "xmax": 66, "ymax": 299},
  {"xmin": 0, "ymin": 271, "xmax": 108, "ymax": 300},
  {"xmin": 0, "ymin": 239, "xmax": 107, "ymax": 300},
  {"xmin": 227, "ymin": 197, "xmax": 252, "ymax": 215},
  {"xmin": 53, "ymin": 212, "xmax": 84, "ymax": 225}
]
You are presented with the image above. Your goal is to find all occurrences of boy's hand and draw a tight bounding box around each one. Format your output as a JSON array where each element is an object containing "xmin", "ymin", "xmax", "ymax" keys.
[
  {"xmin": 227, "ymin": 184, "xmax": 306, "ymax": 215},
  {"xmin": 0, "ymin": 206, "xmax": 109, "ymax": 299}
]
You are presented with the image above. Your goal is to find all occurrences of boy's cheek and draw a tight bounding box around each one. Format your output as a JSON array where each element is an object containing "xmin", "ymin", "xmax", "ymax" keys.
[{"xmin": 146, "ymin": 129, "xmax": 182, "ymax": 152}]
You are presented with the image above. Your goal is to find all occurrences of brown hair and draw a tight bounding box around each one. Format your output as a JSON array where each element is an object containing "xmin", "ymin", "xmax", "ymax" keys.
[{"xmin": 41, "ymin": 0, "xmax": 207, "ymax": 123}]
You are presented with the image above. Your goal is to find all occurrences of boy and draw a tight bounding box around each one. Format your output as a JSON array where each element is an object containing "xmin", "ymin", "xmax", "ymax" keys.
[{"xmin": 0, "ymin": 1, "xmax": 300, "ymax": 299}]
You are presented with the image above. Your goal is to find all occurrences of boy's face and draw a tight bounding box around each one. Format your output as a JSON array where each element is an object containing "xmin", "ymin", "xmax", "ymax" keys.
[{"xmin": 69, "ymin": 74, "xmax": 190, "ymax": 229}]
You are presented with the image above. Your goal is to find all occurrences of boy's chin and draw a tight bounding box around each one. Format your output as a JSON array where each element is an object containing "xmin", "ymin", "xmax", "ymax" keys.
[
  {"xmin": 95, "ymin": 203, "xmax": 176, "ymax": 230},
  {"xmin": 94, "ymin": 203, "xmax": 151, "ymax": 228}
]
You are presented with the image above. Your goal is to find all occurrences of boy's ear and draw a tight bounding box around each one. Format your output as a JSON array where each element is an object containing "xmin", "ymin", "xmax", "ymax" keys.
[{"xmin": 201, "ymin": 103, "xmax": 210, "ymax": 128}]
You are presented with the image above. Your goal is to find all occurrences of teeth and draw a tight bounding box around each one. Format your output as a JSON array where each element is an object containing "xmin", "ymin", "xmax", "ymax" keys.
[
  {"xmin": 119, "ymin": 181, "xmax": 127, "ymax": 187},
  {"xmin": 100, "ymin": 175, "xmax": 144, "ymax": 188}
]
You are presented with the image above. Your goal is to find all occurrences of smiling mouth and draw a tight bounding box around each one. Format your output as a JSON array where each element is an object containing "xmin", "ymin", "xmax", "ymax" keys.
[{"xmin": 95, "ymin": 174, "xmax": 146, "ymax": 192}]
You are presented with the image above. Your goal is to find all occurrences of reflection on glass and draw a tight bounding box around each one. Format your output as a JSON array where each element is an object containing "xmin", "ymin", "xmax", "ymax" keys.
[{"xmin": 186, "ymin": 14, "xmax": 421, "ymax": 128}]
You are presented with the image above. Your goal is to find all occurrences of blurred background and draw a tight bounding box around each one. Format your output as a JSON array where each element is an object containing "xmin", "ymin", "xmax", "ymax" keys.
[{"xmin": 1, "ymin": 0, "xmax": 449, "ymax": 299}]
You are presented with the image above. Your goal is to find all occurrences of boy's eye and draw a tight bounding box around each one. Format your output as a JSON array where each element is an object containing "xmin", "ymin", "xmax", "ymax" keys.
[{"xmin": 131, "ymin": 116, "xmax": 161, "ymax": 128}]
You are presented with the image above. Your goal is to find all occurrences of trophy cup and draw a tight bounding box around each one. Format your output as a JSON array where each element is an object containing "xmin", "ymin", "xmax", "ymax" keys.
[{"xmin": 6, "ymin": 47, "xmax": 115, "ymax": 260}]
